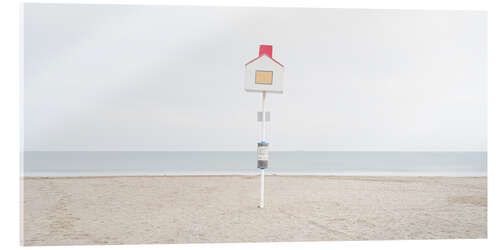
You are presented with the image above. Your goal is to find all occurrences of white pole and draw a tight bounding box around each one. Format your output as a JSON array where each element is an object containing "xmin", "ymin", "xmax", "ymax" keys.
[
  {"xmin": 261, "ymin": 91, "xmax": 266, "ymax": 141},
  {"xmin": 260, "ymin": 91, "xmax": 266, "ymax": 208},
  {"xmin": 260, "ymin": 169, "xmax": 264, "ymax": 208}
]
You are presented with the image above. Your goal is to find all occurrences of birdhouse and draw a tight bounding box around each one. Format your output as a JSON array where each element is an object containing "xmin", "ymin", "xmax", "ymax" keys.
[{"xmin": 244, "ymin": 45, "xmax": 285, "ymax": 94}]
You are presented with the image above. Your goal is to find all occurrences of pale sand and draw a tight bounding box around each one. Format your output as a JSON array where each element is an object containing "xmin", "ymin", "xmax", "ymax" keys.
[{"xmin": 22, "ymin": 176, "xmax": 487, "ymax": 245}]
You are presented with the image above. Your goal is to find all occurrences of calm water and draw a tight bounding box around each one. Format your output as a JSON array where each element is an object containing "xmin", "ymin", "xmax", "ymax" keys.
[{"xmin": 22, "ymin": 151, "xmax": 487, "ymax": 177}]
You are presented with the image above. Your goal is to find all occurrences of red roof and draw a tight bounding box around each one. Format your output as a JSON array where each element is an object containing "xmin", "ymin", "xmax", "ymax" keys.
[
  {"xmin": 259, "ymin": 45, "xmax": 273, "ymax": 57},
  {"xmin": 245, "ymin": 45, "xmax": 284, "ymax": 67}
]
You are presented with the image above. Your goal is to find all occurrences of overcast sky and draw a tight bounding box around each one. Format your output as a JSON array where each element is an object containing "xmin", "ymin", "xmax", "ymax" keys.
[{"xmin": 23, "ymin": 4, "xmax": 487, "ymax": 151}]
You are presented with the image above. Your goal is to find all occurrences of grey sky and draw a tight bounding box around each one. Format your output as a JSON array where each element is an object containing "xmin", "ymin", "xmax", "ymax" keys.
[{"xmin": 23, "ymin": 4, "xmax": 487, "ymax": 151}]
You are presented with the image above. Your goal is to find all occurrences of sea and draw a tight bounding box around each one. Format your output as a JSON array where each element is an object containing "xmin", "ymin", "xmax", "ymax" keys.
[{"xmin": 22, "ymin": 151, "xmax": 487, "ymax": 177}]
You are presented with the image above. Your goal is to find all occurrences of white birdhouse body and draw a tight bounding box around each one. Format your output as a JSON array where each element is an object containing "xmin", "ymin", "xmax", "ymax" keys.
[{"xmin": 244, "ymin": 45, "xmax": 285, "ymax": 94}]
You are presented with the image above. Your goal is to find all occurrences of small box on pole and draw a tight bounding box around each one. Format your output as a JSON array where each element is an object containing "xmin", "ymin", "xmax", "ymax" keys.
[{"xmin": 257, "ymin": 141, "xmax": 269, "ymax": 169}]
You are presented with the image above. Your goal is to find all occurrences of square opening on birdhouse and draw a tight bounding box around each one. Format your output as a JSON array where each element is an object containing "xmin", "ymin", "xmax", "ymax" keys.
[{"xmin": 255, "ymin": 71, "xmax": 273, "ymax": 85}]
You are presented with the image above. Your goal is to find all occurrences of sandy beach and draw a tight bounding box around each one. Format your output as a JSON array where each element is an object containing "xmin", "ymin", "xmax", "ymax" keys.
[{"xmin": 22, "ymin": 175, "xmax": 487, "ymax": 245}]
